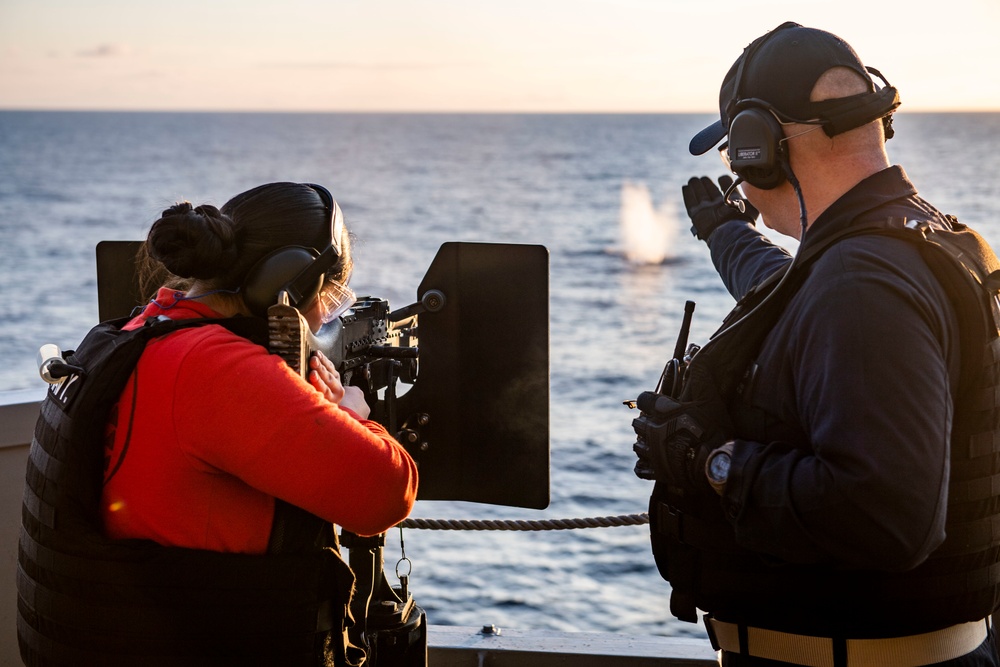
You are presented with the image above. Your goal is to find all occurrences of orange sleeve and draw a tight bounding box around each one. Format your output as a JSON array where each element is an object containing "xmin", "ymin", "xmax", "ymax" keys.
[{"xmin": 164, "ymin": 326, "xmax": 418, "ymax": 537}]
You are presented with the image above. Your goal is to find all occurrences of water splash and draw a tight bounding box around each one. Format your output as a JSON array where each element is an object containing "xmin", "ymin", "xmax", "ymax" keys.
[{"xmin": 618, "ymin": 181, "xmax": 679, "ymax": 265}]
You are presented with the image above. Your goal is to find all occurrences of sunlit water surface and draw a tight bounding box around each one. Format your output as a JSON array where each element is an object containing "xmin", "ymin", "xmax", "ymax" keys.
[{"xmin": 2, "ymin": 111, "xmax": 998, "ymax": 638}]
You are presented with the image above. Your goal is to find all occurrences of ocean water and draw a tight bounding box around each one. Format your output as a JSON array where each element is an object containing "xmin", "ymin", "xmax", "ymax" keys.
[{"xmin": 2, "ymin": 110, "xmax": 999, "ymax": 639}]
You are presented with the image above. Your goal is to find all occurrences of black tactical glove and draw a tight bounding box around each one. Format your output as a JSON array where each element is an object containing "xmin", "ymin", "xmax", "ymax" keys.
[
  {"xmin": 631, "ymin": 390, "xmax": 731, "ymax": 498},
  {"xmin": 682, "ymin": 175, "xmax": 759, "ymax": 242}
]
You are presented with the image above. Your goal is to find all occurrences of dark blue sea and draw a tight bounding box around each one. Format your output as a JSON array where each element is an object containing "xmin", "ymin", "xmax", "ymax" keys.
[{"xmin": 2, "ymin": 110, "xmax": 999, "ymax": 639}]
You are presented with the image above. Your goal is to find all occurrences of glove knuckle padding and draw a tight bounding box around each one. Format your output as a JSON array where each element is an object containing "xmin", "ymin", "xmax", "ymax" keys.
[
  {"xmin": 675, "ymin": 413, "xmax": 705, "ymax": 439},
  {"xmin": 683, "ymin": 173, "xmax": 759, "ymax": 241}
]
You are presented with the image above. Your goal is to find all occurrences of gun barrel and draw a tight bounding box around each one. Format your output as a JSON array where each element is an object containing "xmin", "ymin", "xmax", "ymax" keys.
[{"xmin": 367, "ymin": 345, "xmax": 418, "ymax": 359}]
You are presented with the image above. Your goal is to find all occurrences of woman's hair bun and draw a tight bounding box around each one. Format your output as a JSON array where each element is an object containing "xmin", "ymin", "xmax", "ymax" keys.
[{"xmin": 147, "ymin": 202, "xmax": 239, "ymax": 280}]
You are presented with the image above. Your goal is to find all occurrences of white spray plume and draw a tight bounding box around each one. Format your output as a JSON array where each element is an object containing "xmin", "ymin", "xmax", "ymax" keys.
[{"xmin": 619, "ymin": 181, "xmax": 678, "ymax": 265}]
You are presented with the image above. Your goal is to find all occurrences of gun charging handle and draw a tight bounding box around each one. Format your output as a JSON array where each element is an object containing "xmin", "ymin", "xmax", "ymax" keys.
[
  {"xmin": 388, "ymin": 289, "xmax": 447, "ymax": 322},
  {"xmin": 420, "ymin": 289, "xmax": 445, "ymax": 313}
]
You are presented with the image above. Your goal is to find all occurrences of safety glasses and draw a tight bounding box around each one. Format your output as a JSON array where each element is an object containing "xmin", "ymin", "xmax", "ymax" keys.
[
  {"xmin": 316, "ymin": 279, "xmax": 356, "ymax": 324},
  {"xmin": 719, "ymin": 142, "xmax": 733, "ymax": 173},
  {"xmin": 298, "ymin": 183, "xmax": 353, "ymax": 322}
]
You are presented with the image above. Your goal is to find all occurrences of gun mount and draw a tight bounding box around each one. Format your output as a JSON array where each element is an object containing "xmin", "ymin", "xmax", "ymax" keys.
[{"xmin": 97, "ymin": 240, "xmax": 550, "ymax": 509}]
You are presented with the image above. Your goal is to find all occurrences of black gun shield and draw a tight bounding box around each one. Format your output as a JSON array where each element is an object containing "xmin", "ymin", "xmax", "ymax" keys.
[
  {"xmin": 96, "ymin": 241, "xmax": 145, "ymax": 322},
  {"xmin": 397, "ymin": 242, "xmax": 550, "ymax": 509}
]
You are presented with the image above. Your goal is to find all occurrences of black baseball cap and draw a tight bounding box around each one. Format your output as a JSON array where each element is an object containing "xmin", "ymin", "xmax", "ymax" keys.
[{"xmin": 689, "ymin": 22, "xmax": 890, "ymax": 155}]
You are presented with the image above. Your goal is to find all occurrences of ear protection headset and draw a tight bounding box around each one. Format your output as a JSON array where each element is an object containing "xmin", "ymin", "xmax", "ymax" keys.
[
  {"xmin": 241, "ymin": 183, "xmax": 345, "ymax": 317},
  {"xmin": 725, "ymin": 102, "xmax": 789, "ymax": 191},
  {"xmin": 724, "ymin": 27, "xmax": 900, "ymax": 191}
]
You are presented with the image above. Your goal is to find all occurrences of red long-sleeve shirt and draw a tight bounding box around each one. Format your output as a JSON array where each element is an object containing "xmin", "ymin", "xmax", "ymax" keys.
[{"xmin": 101, "ymin": 288, "xmax": 418, "ymax": 552}]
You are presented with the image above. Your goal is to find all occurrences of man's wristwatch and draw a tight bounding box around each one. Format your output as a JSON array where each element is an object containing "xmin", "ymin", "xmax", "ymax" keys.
[{"xmin": 705, "ymin": 441, "xmax": 735, "ymax": 495}]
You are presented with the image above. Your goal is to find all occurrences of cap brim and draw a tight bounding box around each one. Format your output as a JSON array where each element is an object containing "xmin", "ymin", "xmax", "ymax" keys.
[{"xmin": 689, "ymin": 120, "xmax": 726, "ymax": 156}]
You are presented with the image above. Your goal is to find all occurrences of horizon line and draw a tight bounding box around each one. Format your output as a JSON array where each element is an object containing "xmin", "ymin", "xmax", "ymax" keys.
[{"xmin": 2, "ymin": 106, "xmax": 998, "ymax": 115}]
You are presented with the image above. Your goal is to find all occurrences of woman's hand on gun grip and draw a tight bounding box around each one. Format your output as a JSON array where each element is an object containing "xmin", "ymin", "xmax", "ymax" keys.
[
  {"xmin": 339, "ymin": 387, "xmax": 371, "ymax": 420},
  {"xmin": 309, "ymin": 351, "xmax": 346, "ymax": 404},
  {"xmin": 309, "ymin": 351, "xmax": 373, "ymax": 419}
]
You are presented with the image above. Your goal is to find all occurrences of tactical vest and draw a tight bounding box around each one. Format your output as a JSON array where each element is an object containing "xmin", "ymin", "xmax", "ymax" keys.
[
  {"xmin": 18, "ymin": 316, "xmax": 362, "ymax": 666},
  {"xmin": 649, "ymin": 216, "xmax": 1000, "ymax": 637}
]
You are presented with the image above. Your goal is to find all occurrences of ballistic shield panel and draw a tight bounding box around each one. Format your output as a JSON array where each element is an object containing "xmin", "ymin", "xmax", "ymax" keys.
[
  {"xmin": 397, "ymin": 242, "xmax": 549, "ymax": 509},
  {"xmin": 96, "ymin": 241, "xmax": 147, "ymax": 323}
]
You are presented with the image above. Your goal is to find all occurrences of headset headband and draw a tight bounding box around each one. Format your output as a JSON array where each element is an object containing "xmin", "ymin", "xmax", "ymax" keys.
[
  {"xmin": 281, "ymin": 183, "xmax": 344, "ymax": 301},
  {"xmin": 729, "ymin": 24, "xmax": 899, "ymax": 140},
  {"xmin": 727, "ymin": 22, "xmax": 798, "ymax": 123},
  {"xmin": 305, "ymin": 182, "xmax": 344, "ymax": 257},
  {"xmin": 240, "ymin": 183, "xmax": 346, "ymax": 316}
]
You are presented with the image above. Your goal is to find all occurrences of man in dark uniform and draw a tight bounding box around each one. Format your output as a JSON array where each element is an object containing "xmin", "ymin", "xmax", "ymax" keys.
[{"xmin": 632, "ymin": 22, "xmax": 1000, "ymax": 666}]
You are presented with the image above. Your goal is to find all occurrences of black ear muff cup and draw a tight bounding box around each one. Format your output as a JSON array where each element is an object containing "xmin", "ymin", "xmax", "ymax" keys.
[
  {"xmin": 242, "ymin": 246, "xmax": 323, "ymax": 317},
  {"xmin": 727, "ymin": 106, "xmax": 787, "ymax": 190}
]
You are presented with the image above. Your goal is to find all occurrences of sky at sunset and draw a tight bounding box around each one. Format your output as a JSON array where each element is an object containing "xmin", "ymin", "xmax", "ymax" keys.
[{"xmin": 1, "ymin": 0, "xmax": 998, "ymax": 113}]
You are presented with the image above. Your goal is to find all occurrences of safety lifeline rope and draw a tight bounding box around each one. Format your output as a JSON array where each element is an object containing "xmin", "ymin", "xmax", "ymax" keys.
[{"xmin": 399, "ymin": 513, "xmax": 649, "ymax": 531}]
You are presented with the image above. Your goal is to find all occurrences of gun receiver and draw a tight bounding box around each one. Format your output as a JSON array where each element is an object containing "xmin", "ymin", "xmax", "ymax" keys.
[{"xmin": 267, "ymin": 294, "xmax": 420, "ymax": 432}]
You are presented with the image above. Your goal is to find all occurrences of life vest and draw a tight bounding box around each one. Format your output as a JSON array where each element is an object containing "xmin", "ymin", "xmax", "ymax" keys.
[
  {"xmin": 17, "ymin": 315, "xmax": 362, "ymax": 666},
  {"xmin": 649, "ymin": 216, "xmax": 1000, "ymax": 636}
]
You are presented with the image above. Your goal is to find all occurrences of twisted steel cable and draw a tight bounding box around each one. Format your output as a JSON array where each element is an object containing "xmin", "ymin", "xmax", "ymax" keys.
[{"xmin": 399, "ymin": 513, "xmax": 649, "ymax": 531}]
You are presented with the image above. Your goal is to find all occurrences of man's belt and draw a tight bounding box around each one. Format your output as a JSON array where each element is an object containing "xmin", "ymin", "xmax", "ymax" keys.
[{"xmin": 705, "ymin": 617, "xmax": 988, "ymax": 667}]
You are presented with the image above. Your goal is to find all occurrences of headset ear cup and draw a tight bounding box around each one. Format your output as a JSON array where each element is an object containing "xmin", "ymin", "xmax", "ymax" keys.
[
  {"xmin": 242, "ymin": 247, "xmax": 323, "ymax": 317},
  {"xmin": 728, "ymin": 107, "xmax": 787, "ymax": 190}
]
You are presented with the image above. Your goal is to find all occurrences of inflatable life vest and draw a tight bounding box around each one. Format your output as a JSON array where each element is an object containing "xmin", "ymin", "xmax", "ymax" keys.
[
  {"xmin": 17, "ymin": 315, "xmax": 362, "ymax": 666},
  {"xmin": 648, "ymin": 216, "xmax": 1000, "ymax": 636}
]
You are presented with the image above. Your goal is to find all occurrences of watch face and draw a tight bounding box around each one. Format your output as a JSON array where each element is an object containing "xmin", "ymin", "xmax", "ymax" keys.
[{"xmin": 709, "ymin": 451, "xmax": 731, "ymax": 482}]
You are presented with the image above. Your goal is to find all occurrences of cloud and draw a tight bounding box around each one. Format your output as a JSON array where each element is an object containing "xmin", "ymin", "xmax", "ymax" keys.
[
  {"xmin": 258, "ymin": 61, "xmax": 464, "ymax": 71},
  {"xmin": 128, "ymin": 70, "xmax": 165, "ymax": 80},
  {"xmin": 78, "ymin": 43, "xmax": 131, "ymax": 58}
]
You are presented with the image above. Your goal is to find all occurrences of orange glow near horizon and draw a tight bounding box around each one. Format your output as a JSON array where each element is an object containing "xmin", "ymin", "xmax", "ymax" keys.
[{"xmin": 1, "ymin": 1, "xmax": 998, "ymax": 114}]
